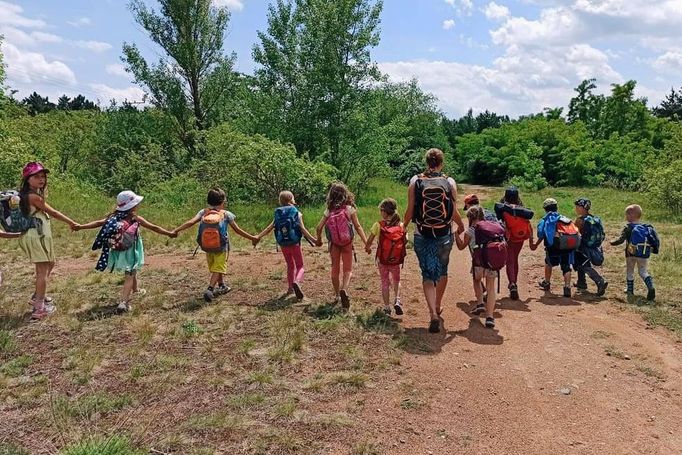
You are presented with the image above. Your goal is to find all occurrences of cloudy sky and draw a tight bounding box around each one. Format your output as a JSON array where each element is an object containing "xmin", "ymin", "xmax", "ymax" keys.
[{"xmin": 1, "ymin": 0, "xmax": 681, "ymax": 117}]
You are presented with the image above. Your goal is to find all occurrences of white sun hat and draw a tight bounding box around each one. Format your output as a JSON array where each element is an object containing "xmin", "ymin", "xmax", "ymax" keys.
[{"xmin": 116, "ymin": 190, "xmax": 144, "ymax": 212}]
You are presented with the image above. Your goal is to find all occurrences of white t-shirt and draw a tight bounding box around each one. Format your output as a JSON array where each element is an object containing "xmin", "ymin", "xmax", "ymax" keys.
[{"xmin": 409, "ymin": 174, "xmax": 458, "ymax": 237}]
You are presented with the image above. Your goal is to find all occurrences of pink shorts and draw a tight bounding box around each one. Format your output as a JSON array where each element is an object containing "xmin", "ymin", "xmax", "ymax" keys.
[{"xmin": 378, "ymin": 264, "xmax": 401, "ymax": 292}]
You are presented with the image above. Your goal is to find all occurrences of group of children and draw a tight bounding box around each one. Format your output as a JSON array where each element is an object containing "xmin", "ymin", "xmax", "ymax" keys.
[{"xmin": 1, "ymin": 161, "xmax": 660, "ymax": 328}]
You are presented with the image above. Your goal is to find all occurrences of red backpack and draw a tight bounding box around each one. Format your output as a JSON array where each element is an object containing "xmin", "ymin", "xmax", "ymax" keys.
[
  {"xmin": 473, "ymin": 221, "xmax": 508, "ymax": 271},
  {"xmin": 325, "ymin": 207, "xmax": 354, "ymax": 246},
  {"xmin": 555, "ymin": 217, "xmax": 581, "ymax": 251},
  {"xmin": 376, "ymin": 221, "xmax": 407, "ymax": 266}
]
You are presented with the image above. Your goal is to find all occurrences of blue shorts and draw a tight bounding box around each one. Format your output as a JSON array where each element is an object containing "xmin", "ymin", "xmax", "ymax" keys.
[{"xmin": 413, "ymin": 233, "xmax": 454, "ymax": 283}]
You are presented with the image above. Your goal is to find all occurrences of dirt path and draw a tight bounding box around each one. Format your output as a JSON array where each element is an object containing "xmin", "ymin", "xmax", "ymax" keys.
[{"xmin": 355, "ymin": 242, "xmax": 682, "ymax": 455}]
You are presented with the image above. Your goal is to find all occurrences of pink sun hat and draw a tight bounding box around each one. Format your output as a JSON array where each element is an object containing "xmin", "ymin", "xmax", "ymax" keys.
[
  {"xmin": 22, "ymin": 162, "xmax": 50, "ymax": 179},
  {"xmin": 116, "ymin": 190, "xmax": 144, "ymax": 212}
]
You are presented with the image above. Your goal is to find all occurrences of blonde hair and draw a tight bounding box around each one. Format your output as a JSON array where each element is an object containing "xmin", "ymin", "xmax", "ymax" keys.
[
  {"xmin": 466, "ymin": 206, "xmax": 484, "ymax": 226},
  {"xmin": 326, "ymin": 182, "xmax": 355, "ymax": 211},
  {"xmin": 279, "ymin": 190, "xmax": 294, "ymax": 206},
  {"xmin": 625, "ymin": 204, "xmax": 642, "ymax": 220},
  {"xmin": 379, "ymin": 198, "xmax": 400, "ymax": 226}
]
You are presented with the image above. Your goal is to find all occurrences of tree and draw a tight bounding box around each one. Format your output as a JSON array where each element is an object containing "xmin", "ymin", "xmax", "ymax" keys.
[
  {"xmin": 253, "ymin": 0, "xmax": 383, "ymax": 166},
  {"xmin": 57, "ymin": 95, "xmax": 71, "ymax": 110},
  {"xmin": 22, "ymin": 92, "xmax": 56, "ymax": 115},
  {"xmin": 0, "ymin": 36, "xmax": 5, "ymax": 103},
  {"xmin": 653, "ymin": 87, "xmax": 682, "ymax": 121},
  {"xmin": 568, "ymin": 79, "xmax": 604, "ymax": 131},
  {"xmin": 122, "ymin": 0, "xmax": 237, "ymax": 150}
]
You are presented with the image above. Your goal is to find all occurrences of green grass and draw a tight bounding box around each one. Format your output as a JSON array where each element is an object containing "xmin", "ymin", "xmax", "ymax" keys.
[
  {"xmin": 1, "ymin": 355, "xmax": 33, "ymax": 377},
  {"xmin": 52, "ymin": 392, "xmax": 133, "ymax": 420},
  {"xmin": 59, "ymin": 436, "xmax": 145, "ymax": 455}
]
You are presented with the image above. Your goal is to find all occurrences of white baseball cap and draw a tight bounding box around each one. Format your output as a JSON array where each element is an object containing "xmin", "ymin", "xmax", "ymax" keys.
[{"xmin": 116, "ymin": 190, "xmax": 144, "ymax": 212}]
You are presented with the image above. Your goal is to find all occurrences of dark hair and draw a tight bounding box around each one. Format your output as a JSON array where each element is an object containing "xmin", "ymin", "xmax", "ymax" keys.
[
  {"xmin": 19, "ymin": 176, "xmax": 46, "ymax": 216},
  {"xmin": 544, "ymin": 204, "xmax": 558, "ymax": 213},
  {"xmin": 425, "ymin": 148, "xmax": 444, "ymax": 170},
  {"xmin": 207, "ymin": 187, "xmax": 226, "ymax": 206},
  {"xmin": 326, "ymin": 182, "xmax": 355, "ymax": 211},
  {"xmin": 501, "ymin": 187, "xmax": 523, "ymax": 206},
  {"xmin": 379, "ymin": 198, "xmax": 400, "ymax": 226}
]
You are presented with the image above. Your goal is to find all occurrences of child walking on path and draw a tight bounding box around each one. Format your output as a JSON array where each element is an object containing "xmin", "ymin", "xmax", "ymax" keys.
[
  {"xmin": 255, "ymin": 191, "xmax": 317, "ymax": 300},
  {"xmin": 364, "ymin": 198, "xmax": 406, "ymax": 316},
  {"xmin": 610, "ymin": 204, "xmax": 659, "ymax": 301},
  {"xmin": 316, "ymin": 182, "xmax": 368, "ymax": 310},
  {"xmin": 173, "ymin": 188, "xmax": 258, "ymax": 303},
  {"xmin": 574, "ymin": 198, "xmax": 608, "ymax": 296},
  {"xmin": 16, "ymin": 162, "xmax": 78, "ymax": 320},
  {"xmin": 533, "ymin": 198, "xmax": 578, "ymax": 298},
  {"xmin": 494, "ymin": 187, "xmax": 535, "ymax": 300},
  {"xmin": 454, "ymin": 206, "xmax": 499, "ymax": 329},
  {"xmin": 75, "ymin": 190, "xmax": 176, "ymax": 313}
]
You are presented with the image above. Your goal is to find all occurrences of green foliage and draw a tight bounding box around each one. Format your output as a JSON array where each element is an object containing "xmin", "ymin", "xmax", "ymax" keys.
[
  {"xmin": 646, "ymin": 159, "xmax": 682, "ymax": 215},
  {"xmin": 60, "ymin": 436, "xmax": 145, "ymax": 455},
  {"xmin": 0, "ymin": 136, "xmax": 33, "ymax": 188}
]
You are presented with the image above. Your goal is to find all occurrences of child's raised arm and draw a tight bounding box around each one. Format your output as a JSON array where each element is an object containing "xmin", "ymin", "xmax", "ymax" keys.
[
  {"xmin": 0, "ymin": 231, "xmax": 22, "ymax": 239},
  {"xmin": 29, "ymin": 193, "xmax": 77, "ymax": 228},
  {"xmin": 315, "ymin": 215, "xmax": 327, "ymax": 246},
  {"xmin": 230, "ymin": 221, "xmax": 258, "ymax": 243},
  {"xmin": 173, "ymin": 214, "xmax": 202, "ymax": 235},
  {"xmin": 136, "ymin": 216, "xmax": 176, "ymax": 237},
  {"xmin": 299, "ymin": 215, "xmax": 317, "ymax": 245},
  {"xmin": 73, "ymin": 218, "xmax": 108, "ymax": 231},
  {"xmin": 256, "ymin": 221, "xmax": 275, "ymax": 240}
]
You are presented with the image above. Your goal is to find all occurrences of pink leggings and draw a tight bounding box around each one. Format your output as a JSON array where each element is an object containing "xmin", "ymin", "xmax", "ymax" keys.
[
  {"xmin": 379, "ymin": 264, "xmax": 401, "ymax": 292},
  {"xmin": 281, "ymin": 244, "xmax": 305, "ymax": 289},
  {"xmin": 506, "ymin": 240, "xmax": 524, "ymax": 286},
  {"xmin": 330, "ymin": 243, "xmax": 353, "ymax": 281}
]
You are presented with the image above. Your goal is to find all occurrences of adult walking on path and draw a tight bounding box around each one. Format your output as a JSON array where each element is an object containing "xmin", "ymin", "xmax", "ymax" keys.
[{"xmin": 403, "ymin": 148, "xmax": 465, "ymax": 333}]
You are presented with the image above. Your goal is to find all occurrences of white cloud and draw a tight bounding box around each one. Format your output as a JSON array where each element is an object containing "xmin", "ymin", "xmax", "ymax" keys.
[
  {"xmin": 89, "ymin": 83, "xmax": 146, "ymax": 104},
  {"xmin": 67, "ymin": 17, "xmax": 91, "ymax": 27},
  {"xmin": 75, "ymin": 40, "xmax": 113, "ymax": 53},
  {"xmin": 653, "ymin": 51, "xmax": 682, "ymax": 72},
  {"xmin": 0, "ymin": 1, "xmax": 46, "ymax": 28},
  {"xmin": 442, "ymin": 19, "xmax": 456, "ymax": 30},
  {"xmin": 105, "ymin": 64, "xmax": 129, "ymax": 78},
  {"xmin": 483, "ymin": 2, "xmax": 511, "ymax": 21},
  {"xmin": 445, "ymin": 0, "xmax": 474, "ymax": 16},
  {"xmin": 3, "ymin": 42, "xmax": 76, "ymax": 86},
  {"xmin": 0, "ymin": 27, "xmax": 62, "ymax": 46},
  {"xmin": 31, "ymin": 31, "xmax": 63, "ymax": 44},
  {"xmin": 212, "ymin": 0, "xmax": 244, "ymax": 11}
]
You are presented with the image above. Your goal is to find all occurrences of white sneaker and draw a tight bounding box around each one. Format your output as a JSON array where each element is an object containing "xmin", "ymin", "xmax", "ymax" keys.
[{"xmin": 117, "ymin": 302, "xmax": 131, "ymax": 313}]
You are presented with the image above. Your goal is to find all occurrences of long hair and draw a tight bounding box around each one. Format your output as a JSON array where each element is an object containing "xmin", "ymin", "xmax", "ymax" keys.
[
  {"xmin": 326, "ymin": 182, "xmax": 355, "ymax": 211},
  {"xmin": 466, "ymin": 205, "xmax": 484, "ymax": 227},
  {"xmin": 379, "ymin": 198, "xmax": 400, "ymax": 226},
  {"xmin": 19, "ymin": 177, "xmax": 47, "ymax": 217}
]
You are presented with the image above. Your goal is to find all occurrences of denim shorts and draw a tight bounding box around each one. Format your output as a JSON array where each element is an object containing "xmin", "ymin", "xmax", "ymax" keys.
[{"xmin": 413, "ymin": 233, "xmax": 454, "ymax": 283}]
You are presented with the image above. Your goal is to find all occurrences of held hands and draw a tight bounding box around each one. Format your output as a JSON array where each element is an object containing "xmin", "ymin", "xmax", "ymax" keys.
[
  {"xmin": 364, "ymin": 244, "xmax": 372, "ymax": 255},
  {"xmin": 252, "ymin": 236, "xmax": 260, "ymax": 248},
  {"xmin": 71, "ymin": 223, "xmax": 81, "ymax": 232}
]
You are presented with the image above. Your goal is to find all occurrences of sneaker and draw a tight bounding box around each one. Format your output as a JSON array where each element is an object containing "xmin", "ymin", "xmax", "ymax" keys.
[
  {"xmin": 29, "ymin": 295, "xmax": 54, "ymax": 307},
  {"xmin": 393, "ymin": 298, "xmax": 404, "ymax": 316},
  {"xmin": 116, "ymin": 301, "xmax": 131, "ymax": 313},
  {"xmin": 428, "ymin": 319, "xmax": 440, "ymax": 333},
  {"xmin": 203, "ymin": 289, "xmax": 214, "ymax": 303},
  {"xmin": 596, "ymin": 281, "xmax": 609, "ymax": 297},
  {"xmin": 383, "ymin": 307, "xmax": 392, "ymax": 316},
  {"xmin": 31, "ymin": 303, "xmax": 56, "ymax": 320},
  {"xmin": 292, "ymin": 282, "xmax": 304, "ymax": 300},
  {"xmin": 563, "ymin": 286, "xmax": 571, "ymax": 298},
  {"xmin": 215, "ymin": 284, "xmax": 232, "ymax": 296},
  {"xmin": 339, "ymin": 289, "xmax": 350, "ymax": 310},
  {"xmin": 470, "ymin": 303, "xmax": 485, "ymax": 315},
  {"xmin": 647, "ymin": 288, "xmax": 656, "ymax": 301},
  {"xmin": 539, "ymin": 280, "xmax": 551, "ymax": 291},
  {"xmin": 574, "ymin": 281, "xmax": 588, "ymax": 290},
  {"xmin": 485, "ymin": 317, "xmax": 495, "ymax": 329},
  {"xmin": 509, "ymin": 284, "xmax": 519, "ymax": 300}
]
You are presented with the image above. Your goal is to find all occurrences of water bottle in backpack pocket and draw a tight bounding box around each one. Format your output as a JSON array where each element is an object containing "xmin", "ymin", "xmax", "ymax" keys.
[
  {"xmin": 628, "ymin": 223, "xmax": 660, "ymax": 259},
  {"xmin": 325, "ymin": 207, "xmax": 354, "ymax": 246},
  {"xmin": 274, "ymin": 206, "xmax": 302, "ymax": 247},
  {"xmin": 472, "ymin": 221, "xmax": 508, "ymax": 271},
  {"xmin": 376, "ymin": 222, "xmax": 407, "ymax": 266},
  {"xmin": 0, "ymin": 190, "xmax": 43, "ymax": 234},
  {"xmin": 197, "ymin": 209, "xmax": 229, "ymax": 253}
]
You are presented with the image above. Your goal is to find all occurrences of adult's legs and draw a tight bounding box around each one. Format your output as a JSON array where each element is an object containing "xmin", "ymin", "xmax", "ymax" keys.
[
  {"xmin": 422, "ymin": 281, "xmax": 438, "ymax": 321},
  {"xmin": 506, "ymin": 241, "xmax": 523, "ymax": 286}
]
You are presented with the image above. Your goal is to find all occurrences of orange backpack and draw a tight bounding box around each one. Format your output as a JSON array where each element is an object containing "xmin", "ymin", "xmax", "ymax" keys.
[
  {"xmin": 555, "ymin": 218, "xmax": 581, "ymax": 251},
  {"xmin": 502, "ymin": 211, "xmax": 532, "ymax": 243}
]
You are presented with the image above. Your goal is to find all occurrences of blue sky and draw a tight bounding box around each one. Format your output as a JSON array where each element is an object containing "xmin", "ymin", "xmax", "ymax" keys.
[{"xmin": 2, "ymin": 0, "xmax": 682, "ymax": 117}]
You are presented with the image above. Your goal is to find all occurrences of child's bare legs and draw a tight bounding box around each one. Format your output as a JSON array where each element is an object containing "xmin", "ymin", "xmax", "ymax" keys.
[
  {"xmin": 563, "ymin": 271, "xmax": 571, "ymax": 287},
  {"xmin": 485, "ymin": 275, "xmax": 496, "ymax": 318},
  {"xmin": 121, "ymin": 271, "xmax": 136, "ymax": 302},
  {"xmin": 340, "ymin": 248, "xmax": 353, "ymax": 292},
  {"xmin": 473, "ymin": 275, "xmax": 484, "ymax": 304},
  {"xmin": 32, "ymin": 262, "xmax": 51, "ymax": 308},
  {"xmin": 209, "ymin": 272, "xmax": 222, "ymax": 288},
  {"xmin": 544, "ymin": 264, "xmax": 552, "ymax": 283}
]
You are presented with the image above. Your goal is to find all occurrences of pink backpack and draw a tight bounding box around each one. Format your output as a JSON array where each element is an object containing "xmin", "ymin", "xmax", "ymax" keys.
[
  {"xmin": 473, "ymin": 220, "xmax": 508, "ymax": 271},
  {"xmin": 325, "ymin": 207, "xmax": 354, "ymax": 246}
]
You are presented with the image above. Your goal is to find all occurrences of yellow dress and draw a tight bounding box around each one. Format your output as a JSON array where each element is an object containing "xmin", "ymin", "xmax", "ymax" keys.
[{"xmin": 18, "ymin": 210, "xmax": 55, "ymax": 263}]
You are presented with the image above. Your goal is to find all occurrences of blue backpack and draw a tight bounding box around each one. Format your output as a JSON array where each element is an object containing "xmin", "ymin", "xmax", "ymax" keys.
[
  {"xmin": 581, "ymin": 215, "xmax": 605, "ymax": 249},
  {"xmin": 0, "ymin": 190, "xmax": 43, "ymax": 234},
  {"xmin": 274, "ymin": 206, "xmax": 302, "ymax": 247},
  {"xmin": 197, "ymin": 209, "xmax": 229, "ymax": 253},
  {"xmin": 628, "ymin": 223, "xmax": 660, "ymax": 259}
]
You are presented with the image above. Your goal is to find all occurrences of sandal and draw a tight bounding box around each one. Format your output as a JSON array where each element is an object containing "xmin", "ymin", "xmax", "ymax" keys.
[
  {"xmin": 428, "ymin": 319, "xmax": 440, "ymax": 333},
  {"xmin": 339, "ymin": 289, "xmax": 350, "ymax": 310}
]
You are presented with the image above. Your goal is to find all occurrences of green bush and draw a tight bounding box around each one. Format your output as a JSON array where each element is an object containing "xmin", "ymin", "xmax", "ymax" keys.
[
  {"xmin": 202, "ymin": 124, "xmax": 334, "ymax": 204},
  {"xmin": 646, "ymin": 159, "xmax": 682, "ymax": 214},
  {"xmin": 0, "ymin": 136, "xmax": 33, "ymax": 188},
  {"xmin": 60, "ymin": 436, "xmax": 145, "ymax": 455}
]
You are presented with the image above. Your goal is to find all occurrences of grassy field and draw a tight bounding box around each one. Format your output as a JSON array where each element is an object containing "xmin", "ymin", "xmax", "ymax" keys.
[{"xmin": 0, "ymin": 178, "xmax": 680, "ymax": 453}]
